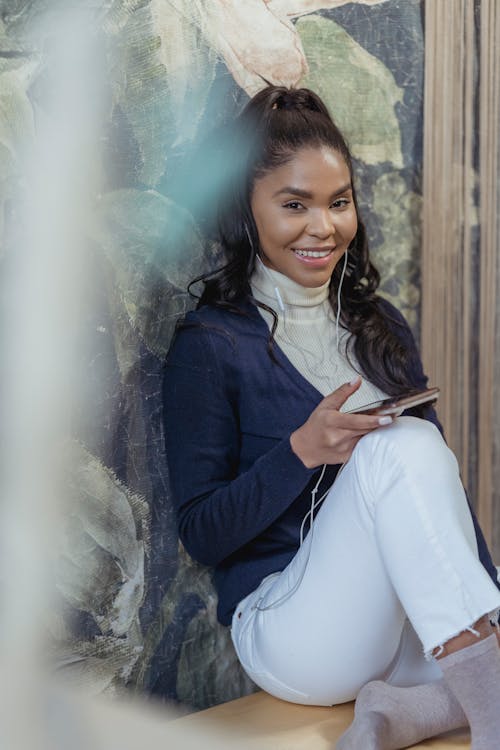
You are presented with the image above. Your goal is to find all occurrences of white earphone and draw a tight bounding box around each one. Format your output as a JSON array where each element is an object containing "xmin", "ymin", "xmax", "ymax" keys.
[{"xmin": 255, "ymin": 253, "xmax": 286, "ymax": 313}]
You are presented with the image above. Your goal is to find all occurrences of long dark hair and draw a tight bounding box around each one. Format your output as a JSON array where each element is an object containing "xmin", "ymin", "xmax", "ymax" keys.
[{"xmin": 189, "ymin": 85, "xmax": 419, "ymax": 396}]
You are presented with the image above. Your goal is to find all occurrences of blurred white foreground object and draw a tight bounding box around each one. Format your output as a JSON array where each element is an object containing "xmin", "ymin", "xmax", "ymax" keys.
[{"xmin": 0, "ymin": 7, "xmax": 250, "ymax": 749}]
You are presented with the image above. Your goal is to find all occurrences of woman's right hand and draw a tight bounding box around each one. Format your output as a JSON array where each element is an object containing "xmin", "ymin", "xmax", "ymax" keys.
[{"xmin": 290, "ymin": 377, "xmax": 393, "ymax": 468}]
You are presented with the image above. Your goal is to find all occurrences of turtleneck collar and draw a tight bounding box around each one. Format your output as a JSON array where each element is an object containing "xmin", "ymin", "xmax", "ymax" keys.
[{"xmin": 250, "ymin": 259, "xmax": 331, "ymax": 309}]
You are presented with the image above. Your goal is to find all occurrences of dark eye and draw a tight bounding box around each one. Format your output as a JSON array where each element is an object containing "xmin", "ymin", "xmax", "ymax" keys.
[
  {"xmin": 331, "ymin": 198, "xmax": 350, "ymax": 209},
  {"xmin": 283, "ymin": 201, "xmax": 304, "ymax": 210}
]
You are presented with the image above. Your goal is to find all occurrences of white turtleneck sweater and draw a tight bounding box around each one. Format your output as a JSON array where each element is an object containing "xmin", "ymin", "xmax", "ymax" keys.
[{"xmin": 250, "ymin": 261, "xmax": 389, "ymax": 412}]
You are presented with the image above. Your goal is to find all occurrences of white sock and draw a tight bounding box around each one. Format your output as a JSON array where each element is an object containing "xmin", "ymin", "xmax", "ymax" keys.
[
  {"xmin": 439, "ymin": 633, "xmax": 500, "ymax": 750},
  {"xmin": 336, "ymin": 678, "xmax": 466, "ymax": 750}
]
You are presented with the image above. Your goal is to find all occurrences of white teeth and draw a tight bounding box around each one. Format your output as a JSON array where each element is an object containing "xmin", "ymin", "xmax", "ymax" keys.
[{"xmin": 294, "ymin": 249, "xmax": 331, "ymax": 258}]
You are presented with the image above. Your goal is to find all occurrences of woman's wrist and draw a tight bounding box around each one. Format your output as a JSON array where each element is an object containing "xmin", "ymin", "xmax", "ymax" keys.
[{"xmin": 290, "ymin": 427, "xmax": 317, "ymax": 469}]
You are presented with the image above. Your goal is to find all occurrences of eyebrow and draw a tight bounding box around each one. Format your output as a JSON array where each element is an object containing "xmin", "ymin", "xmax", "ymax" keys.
[{"xmin": 272, "ymin": 183, "xmax": 352, "ymax": 199}]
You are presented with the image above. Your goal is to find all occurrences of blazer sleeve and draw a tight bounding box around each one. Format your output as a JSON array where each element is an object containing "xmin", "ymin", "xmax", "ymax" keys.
[{"xmin": 163, "ymin": 321, "xmax": 316, "ymax": 566}]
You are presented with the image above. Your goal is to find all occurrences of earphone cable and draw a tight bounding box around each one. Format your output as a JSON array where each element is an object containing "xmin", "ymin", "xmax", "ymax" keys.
[{"xmin": 254, "ymin": 461, "xmax": 347, "ymax": 612}]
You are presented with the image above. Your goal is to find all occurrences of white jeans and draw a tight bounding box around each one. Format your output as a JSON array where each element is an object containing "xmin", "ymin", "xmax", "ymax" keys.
[{"xmin": 231, "ymin": 417, "xmax": 500, "ymax": 706}]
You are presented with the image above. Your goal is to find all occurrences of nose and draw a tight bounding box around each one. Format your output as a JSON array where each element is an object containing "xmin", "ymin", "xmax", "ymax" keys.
[{"xmin": 308, "ymin": 208, "xmax": 335, "ymax": 239}]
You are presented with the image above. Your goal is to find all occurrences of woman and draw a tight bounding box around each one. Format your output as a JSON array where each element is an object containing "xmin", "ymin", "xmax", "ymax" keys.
[{"xmin": 163, "ymin": 85, "xmax": 500, "ymax": 749}]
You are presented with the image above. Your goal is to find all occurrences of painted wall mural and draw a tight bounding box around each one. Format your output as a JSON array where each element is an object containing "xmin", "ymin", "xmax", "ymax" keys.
[{"xmin": 0, "ymin": 0, "xmax": 424, "ymax": 710}]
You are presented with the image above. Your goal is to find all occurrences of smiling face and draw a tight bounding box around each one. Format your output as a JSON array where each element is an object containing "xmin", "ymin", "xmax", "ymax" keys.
[{"xmin": 250, "ymin": 146, "xmax": 358, "ymax": 288}]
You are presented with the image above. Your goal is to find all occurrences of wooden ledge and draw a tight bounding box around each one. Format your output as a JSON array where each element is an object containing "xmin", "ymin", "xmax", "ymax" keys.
[{"xmin": 175, "ymin": 691, "xmax": 470, "ymax": 748}]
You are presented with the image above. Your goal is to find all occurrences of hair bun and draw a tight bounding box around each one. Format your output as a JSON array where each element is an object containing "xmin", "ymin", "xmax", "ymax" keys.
[
  {"xmin": 272, "ymin": 91, "xmax": 294, "ymax": 110},
  {"xmin": 271, "ymin": 88, "xmax": 322, "ymax": 113}
]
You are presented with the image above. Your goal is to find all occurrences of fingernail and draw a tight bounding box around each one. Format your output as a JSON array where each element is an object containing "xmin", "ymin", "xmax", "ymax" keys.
[
  {"xmin": 378, "ymin": 416, "xmax": 393, "ymax": 426},
  {"xmin": 349, "ymin": 375, "xmax": 361, "ymax": 385}
]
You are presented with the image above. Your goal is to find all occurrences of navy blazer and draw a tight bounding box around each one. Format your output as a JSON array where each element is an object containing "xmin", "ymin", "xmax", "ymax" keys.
[{"xmin": 163, "ymin": 296, "xmax": 500, "ymax": 625}]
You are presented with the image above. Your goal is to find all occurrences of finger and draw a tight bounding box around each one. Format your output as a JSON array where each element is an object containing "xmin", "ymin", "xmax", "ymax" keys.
[
  {"xmin": 325, "ymin": 411, "xmax": 393, "ymax": 433},
  {"xmin": 323, "ymin": 376, "xmax": 362, "ymax": 410}
]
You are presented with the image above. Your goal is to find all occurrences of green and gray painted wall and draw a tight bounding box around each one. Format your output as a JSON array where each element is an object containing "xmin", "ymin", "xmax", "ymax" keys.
[{"xmin": 0, "ymin": 0, "xmax": 425, "ymax": 710}]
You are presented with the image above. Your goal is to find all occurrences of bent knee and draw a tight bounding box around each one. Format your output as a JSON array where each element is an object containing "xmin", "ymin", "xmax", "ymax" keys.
[
  {"xmin": 354, "ymin": 416, "xmax": 453, "ymax": 471},
  {"xmin": 349, "ymin": 417, "xmax": 462, "ymax": 513},
  {"xmin": 364, "ymin": 415, "xmax": 441, "ymax": 449},
  {"xmin": 384, "ymin": 415, "xmax": 442, "ymax": 443}
]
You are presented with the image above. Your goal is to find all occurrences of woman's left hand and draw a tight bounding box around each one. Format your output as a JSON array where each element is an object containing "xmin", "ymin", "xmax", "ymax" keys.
[{"xmin": 289, "ymin": 377, "xmax": 393, "ymax": 468}]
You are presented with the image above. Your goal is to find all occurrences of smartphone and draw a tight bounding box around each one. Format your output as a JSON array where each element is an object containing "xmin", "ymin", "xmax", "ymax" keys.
[{"xmin": 347, "ymin": 387, "xmax": 440, "ymax": 416}]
